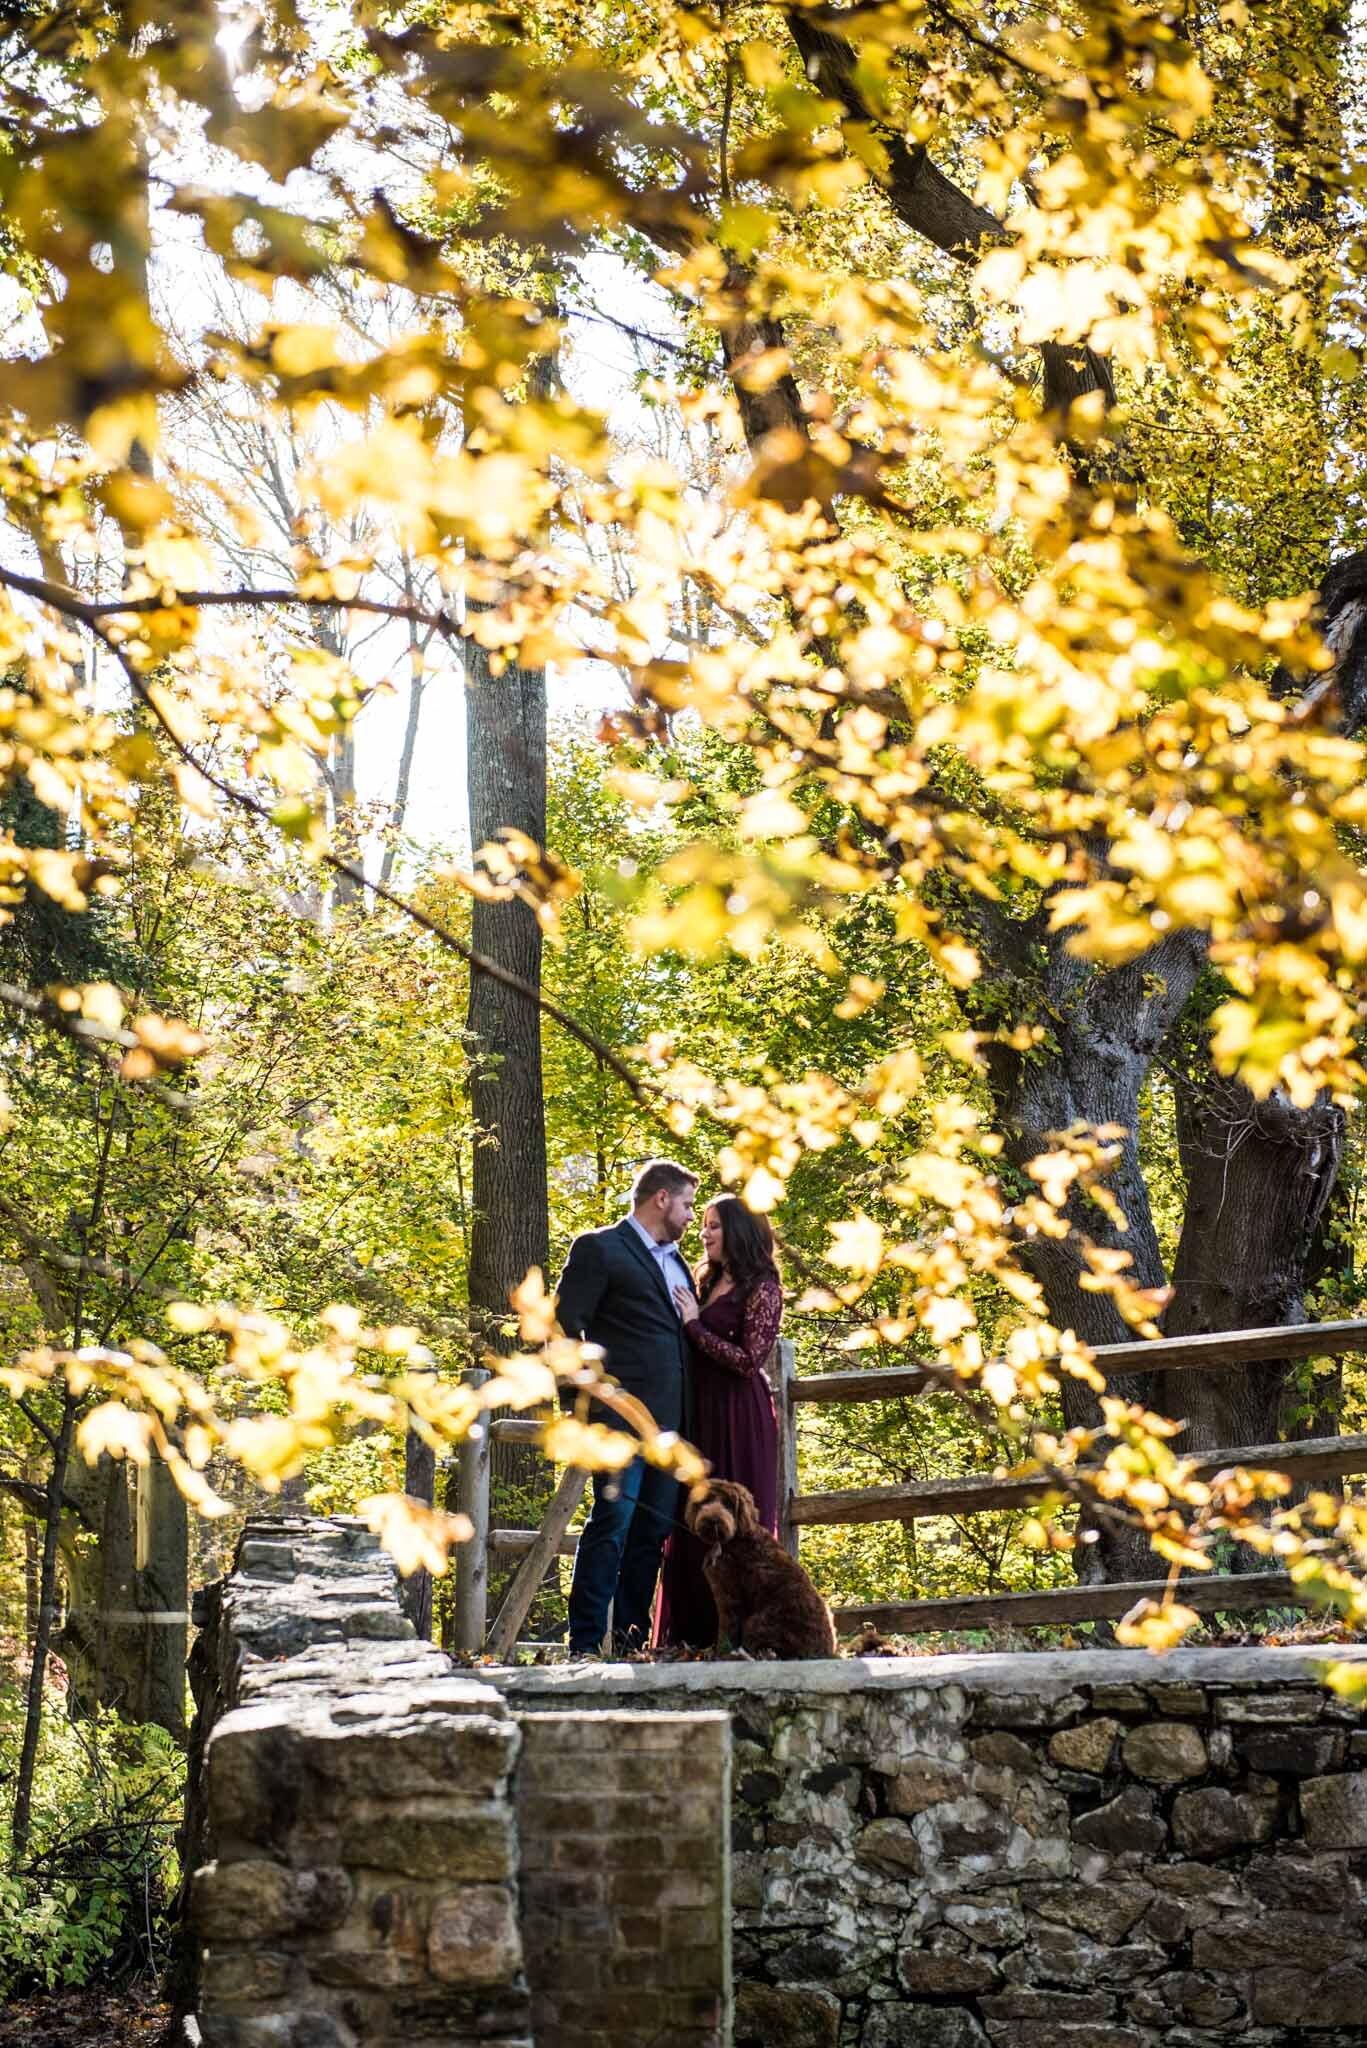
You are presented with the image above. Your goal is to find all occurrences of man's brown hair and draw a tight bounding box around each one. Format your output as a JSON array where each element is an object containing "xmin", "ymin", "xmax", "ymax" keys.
[{"xmin": 631, "ymin": 1159, "xmax": 699, "ymax": 1207}]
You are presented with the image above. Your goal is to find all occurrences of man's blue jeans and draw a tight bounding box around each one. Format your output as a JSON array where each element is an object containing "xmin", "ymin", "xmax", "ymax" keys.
[{"xmin": 568, "ymin": 1456, "xmax": 681, "ymax": 1654}]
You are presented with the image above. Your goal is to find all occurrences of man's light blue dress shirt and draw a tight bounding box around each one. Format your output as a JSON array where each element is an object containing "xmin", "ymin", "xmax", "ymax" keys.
[{"xmin": 626, "ymin": 1212, "xmax": 693, "ymax": 1316}]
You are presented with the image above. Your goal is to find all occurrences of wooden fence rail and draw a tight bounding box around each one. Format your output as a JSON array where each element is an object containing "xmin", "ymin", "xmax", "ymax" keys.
[
  {"xmin": 788, "ymin": 1433, "xmax": 1367, "ymax": 1528},
  {"xmin": 790, "ymin": 1317, "xmax": 1367, "ymax": 1407},
  {"xmin": 452, "ymin": 1318, "xmax": 1367, "ymax": 1650},
  {"xmin": 832, "ymin": 1571, "xmax": 1308, "ymax": 1635},
  {"xmin": 777, "ymin": 1320, "xmax": 1367, "ymax": 1637}
]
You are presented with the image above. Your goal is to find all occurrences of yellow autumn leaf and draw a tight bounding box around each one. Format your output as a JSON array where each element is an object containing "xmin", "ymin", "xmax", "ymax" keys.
[
  {"xmin": 512, "ymin": 1267, "xmax": 559, "ymax": 1344},
  {"xmin": 980, "ymin": 1360, "xmax": 1018, "ymax": 1406},
  {"xmin": 540, "ymin": 1416, "xmax": 642, "ymax": 1471},
  {"xmin": 483, "ymin": 1353, "xmax": 558, "ymax": 1410},
  {"xmin": 133, "ymin": 1014, "xmax": 210, "ymax": 1066},
  {"xmin": 1149, "ymin": 1532, "xmax": 1213, "ymax": 1572},
  {"xmin": 223, "ymin": 1414, "xmax": 319, "ymax": 1485},
  {"xmin": 162, "ymin": 1452, "xmax": 232, "ymax": 1517},
  {"xmin": 741, "ymin": 1165, "xmax": 786, "ymax": 1211},
  {"xmin": 1114, "ymin": 1600, "xmax": 1201, "ymax": 1653},
  {"xmin": 1319, "ymin": 1660, "xmax": 1367, "ymax": 1703},
  {"xmin": 358, "ymin": 1493, "xmax": 475, "ymax": 1577},
  {"xmin": 165, "ymin": 1301, "xmax": 218, "ymax": 1335},
  {"xmin": 835, "ymin": 974, "xmax": 885, "ymax": 1020},
  {"xmin": 827, "ymin": 1215, "xmax": 884, "ymax": 1275},
  {"xmin": 77, "ymin": 1402, "xmax": 154, "ymax": 1465}
]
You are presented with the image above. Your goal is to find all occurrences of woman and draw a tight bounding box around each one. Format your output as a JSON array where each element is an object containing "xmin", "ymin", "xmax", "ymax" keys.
[{"xmin": 653, "ymin": 1195, "xmax": 783, "ymax": 1651}]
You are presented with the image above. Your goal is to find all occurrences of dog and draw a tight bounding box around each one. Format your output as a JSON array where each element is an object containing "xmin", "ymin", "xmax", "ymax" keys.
[{"xmin": 685, "ymin": 1479, "xmax": 837, "ymax": 1660}]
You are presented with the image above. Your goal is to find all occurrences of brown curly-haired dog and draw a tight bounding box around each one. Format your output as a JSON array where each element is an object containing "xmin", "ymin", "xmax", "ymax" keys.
[{"xmin": 686, "ymin": 1479, "xmax": 837, "ymax": 1660}]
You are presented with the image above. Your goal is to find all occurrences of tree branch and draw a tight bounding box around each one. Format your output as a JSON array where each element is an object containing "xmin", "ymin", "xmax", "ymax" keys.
[
  {"xmin": 0, "ymin": 1474, "xmax": 97, "ymax": 1534},
  {"xmin": 922, "ymin": 1, "xmax": 1059, "ymax": 89},
  {"xmin": 0, "ymin": 1190, "xmax": 179, "ymax": 1307},
  {"xmin": 0, "ymin": 564, "xmax": 466, "ymax": 645},
  {"xmin": 0, "ymin": 983, "xmax": 192, "ymax": 1111},
  {"xmin": 0, "ymin": 565, "xmax": 658, "ymax": 1109},
  {"xmin": 786, "ymin": 14, "xmax": 1005, "ymax": 258},
  {"xmin": 16, "ymin": 1398, "xmax": 59, "ymax": 1456},
  {"xmin": 783, "ymin": 10, "xmax": 1118, "ymax": 414}
]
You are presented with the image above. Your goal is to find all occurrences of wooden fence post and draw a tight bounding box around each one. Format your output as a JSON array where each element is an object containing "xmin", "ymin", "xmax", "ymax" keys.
[
  {"xmin": 400, "ymin": 1367, "xmax": 438, "ymax": 1640},
  {"xmin": 485, "ymin": 1463, "xmax": 588, "ymax": 1663},
  {"xmin": 773, "ymin": 1337, "xmax": 799, "ymax": 1558},
  {"xmin": 452, "ymin": 1368, "xmax": 491, "ymax": 1653}
]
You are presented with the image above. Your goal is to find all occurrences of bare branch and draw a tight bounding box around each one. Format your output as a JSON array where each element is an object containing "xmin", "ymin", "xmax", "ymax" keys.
[
  {"xmin": 0, "ymin": 565, "xmax": 658, "ymax": 1107},
  {"xmin": 16, "ymin": 1397, "xmax": 59, "ymax": 1455},
  {"xmin": 0, "ymin": 982, "xmax": 192, "ymax": 1111},
  {"xmin": 0, "ymin": 563, "xmax": 465, "ymax": 645},
  {"xmin": 0, "ymin": 1474, "xmax": 97, "ymax": 1534}
]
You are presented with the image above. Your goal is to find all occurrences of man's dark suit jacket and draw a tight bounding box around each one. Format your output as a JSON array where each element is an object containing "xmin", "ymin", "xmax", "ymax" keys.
[{"xmin": 556, "ymin": 1219, "xmax": 695, "ymax": 1436}]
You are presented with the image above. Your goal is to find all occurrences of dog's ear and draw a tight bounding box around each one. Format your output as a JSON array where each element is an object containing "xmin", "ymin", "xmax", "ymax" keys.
[
  {"xmin": 731, "ymin": 1483, "xmax": 760, "ymax": 1535},
  {"xmin": 684, "ymin": 1493, "xmax": 711, "ymax": 1536}
]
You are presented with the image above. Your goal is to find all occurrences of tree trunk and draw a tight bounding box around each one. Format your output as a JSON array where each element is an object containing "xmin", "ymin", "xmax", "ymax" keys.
[
  {"xmin": 978, "ymin": 922, "xmax": 1206, "ymax": 1369},
  {"xmin": 22, "ymin": 1456, "xmax": 41, "ymax": 1652},
  {"xmin": 96, "ymin": 1458, "xmax": 138, "ymax": 1718},
  {"xmin": 1142, "ymin": 546, "xmax": 1367, "ymax": 1468},
  {"xmin": 11, "ymin": 1385, "xmax": 75, "ymax": 1865},
  {"xmin": 1161, "ymin": 1069, "xmax": 1343, "ymax": 1456},
  {"xmin": 135, "ymin": 1456, "xmax": 188, "ymax": 1736},
  {"xmin": 975, "ymin": 920, "xmax": 1207, "ymax": 1580},
  {"xmin": 60, "ymin": 1453, "xmax": 188, "ymax": 1738},
  {"xmin": 401, "ymin": 1424, "xmax": 437, "ymax": 1640},
  {"xmin": 464, "ymin": 636, "xmax": 552, "ymax": 1622},
  {"xmin": 329, "ymin": 722, "xmax": 362, "ymax": 911},
  {"xmin": 1149, "ymin": 12, "xmax": 1351, "ymax": 1463},
  {"xmin": 754, "ymin": 8, "xmax": 1363, "ymax": 1591},
  {"xmin": 379, "ymin": 605, "xmax": 430, "ymax": 892},
  {"xmin": 465, "ymin": 637, "xmax": 550, "ymax": 1332},
  {"xmin": 316, "ymin": 607, "xmax": 362, "ymax": 911}
]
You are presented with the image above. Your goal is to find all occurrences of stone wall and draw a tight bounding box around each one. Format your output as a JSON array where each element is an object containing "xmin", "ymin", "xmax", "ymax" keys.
[
  {"xmin": 517, "ymin": 1710, "xmax": 730, "ymax": 2047},
  {"xmin": 186, "ymin": 1516, "xmax": 532, "ymax": 2048},
  {"xmin": 188, "ymin": 1518, "xmax": 1367, "ymax": 2047},
  {"xmin": 494, "ymin": 1648, "xmax": 1367, "ymax": 2048},
  {"xmin": 184, "ymin": 1518, "xmax": 731, "ymax": 2048}
]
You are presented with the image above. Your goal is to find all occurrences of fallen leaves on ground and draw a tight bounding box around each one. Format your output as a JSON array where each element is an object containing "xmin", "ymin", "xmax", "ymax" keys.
[{"xmin": 0, "ymin": 1987, "xmax": 168, "ymax": 2048}]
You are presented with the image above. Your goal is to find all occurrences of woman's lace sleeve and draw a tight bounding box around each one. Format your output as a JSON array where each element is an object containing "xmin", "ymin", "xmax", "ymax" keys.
[{"xmin": 686, "ymin": 1278, "xmax": 784, "ymax": 1376}]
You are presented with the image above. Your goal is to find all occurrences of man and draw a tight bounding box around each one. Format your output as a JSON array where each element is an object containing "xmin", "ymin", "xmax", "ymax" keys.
[{"xmin": 557, "ymin": 1159, "xmax": 699, "ymax": 1655}]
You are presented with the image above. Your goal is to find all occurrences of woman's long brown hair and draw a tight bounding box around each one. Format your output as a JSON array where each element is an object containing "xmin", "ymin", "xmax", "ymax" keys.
[{"xmin": 697, "ymin": 1195, "xmax": 781, "ymax": 1301}]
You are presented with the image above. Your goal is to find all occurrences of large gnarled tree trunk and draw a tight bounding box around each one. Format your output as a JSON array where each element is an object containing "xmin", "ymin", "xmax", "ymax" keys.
[{"xmin": 1160, "ymin": 1074, "xmax": 1344, "ymax": 1458}]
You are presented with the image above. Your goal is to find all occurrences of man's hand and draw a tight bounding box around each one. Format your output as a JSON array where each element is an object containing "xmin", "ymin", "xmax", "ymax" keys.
[{"xmin": 674, "ymin": 1284, "xmax": 700, "ymax": 1323}]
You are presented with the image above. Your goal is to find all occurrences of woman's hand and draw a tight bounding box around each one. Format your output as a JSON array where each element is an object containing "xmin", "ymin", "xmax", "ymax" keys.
[{"xmin": 674, "ymin": 1285, "xmax": 700, "ymax": 1323}]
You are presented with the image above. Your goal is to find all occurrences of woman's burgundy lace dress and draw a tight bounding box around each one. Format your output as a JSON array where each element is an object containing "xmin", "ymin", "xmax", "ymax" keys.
[{"xmin": 653, "ymin": 1276, "xmax": 783, "ymax": 1651}]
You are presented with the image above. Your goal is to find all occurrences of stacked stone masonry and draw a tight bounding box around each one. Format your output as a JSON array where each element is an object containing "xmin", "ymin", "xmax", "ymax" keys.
[
  {"xmin": 191, "ymin": 1518, "xmax": 1367, "ymax": 2047},
  {"xmin": 184, "ymin": 1516, "xmax": 730, "ymax": 2048},
  {"xmin": 516, "ymin": 1711, "xmax": 730, "ymax": 2047},
  {"xmin": 186, "ymin": 1516, "xmax": 533, "ymax": 2048},
  {"xmin": 495, "ymin": 1650, "xmax": 1367, "ymax": 2048}
]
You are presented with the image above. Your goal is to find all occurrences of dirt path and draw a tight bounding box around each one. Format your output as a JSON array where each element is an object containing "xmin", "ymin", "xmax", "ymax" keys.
[{"xmin": 0, "ymin": 1988, "xmax": 168, "ymax": 2048}]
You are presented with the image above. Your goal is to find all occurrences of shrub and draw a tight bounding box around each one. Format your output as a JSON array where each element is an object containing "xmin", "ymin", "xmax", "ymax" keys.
[{"xmin": 0, "ymin": 1686, "xmax": 184, "ymax": 1993}]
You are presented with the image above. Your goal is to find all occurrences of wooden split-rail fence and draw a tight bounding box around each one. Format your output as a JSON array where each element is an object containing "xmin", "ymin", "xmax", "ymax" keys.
[{"xmin": 449, "ymin": 1318, "xmax": 1367, "ymax": 1657}]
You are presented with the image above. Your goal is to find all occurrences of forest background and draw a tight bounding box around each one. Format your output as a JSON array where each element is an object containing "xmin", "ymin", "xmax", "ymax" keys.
[{"xmin": 3, "ymin": 0, "xmax": 1367, "ymax": 2005}]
